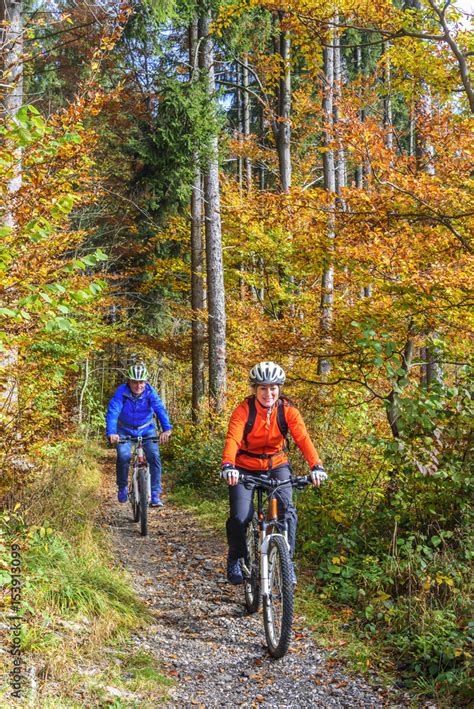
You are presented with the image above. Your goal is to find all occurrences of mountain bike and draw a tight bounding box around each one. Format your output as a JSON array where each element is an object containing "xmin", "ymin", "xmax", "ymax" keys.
[
  {"xmin": 238, "ymin": 473, "xmax": 312, "ymax": 659},
  {"xmin": 118, "ymin": 436, "xmax": 157, "ymax": 537}
]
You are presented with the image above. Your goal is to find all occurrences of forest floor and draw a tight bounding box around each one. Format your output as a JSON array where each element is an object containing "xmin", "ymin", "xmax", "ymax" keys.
[{"xmin": 100, "ymin": 452, "xmax": 428, "ymax": 709}]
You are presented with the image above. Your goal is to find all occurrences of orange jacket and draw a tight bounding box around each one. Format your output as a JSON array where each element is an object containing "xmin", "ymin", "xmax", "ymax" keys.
[{"xmin": 222, "ymin": 398, "xmax": 322, "ymax": 471}]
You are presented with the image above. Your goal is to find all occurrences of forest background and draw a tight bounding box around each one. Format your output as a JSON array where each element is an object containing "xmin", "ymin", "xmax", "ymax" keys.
[{"xmin": 0, "ymin": 0, "xmax": 472, "ymax": 704}]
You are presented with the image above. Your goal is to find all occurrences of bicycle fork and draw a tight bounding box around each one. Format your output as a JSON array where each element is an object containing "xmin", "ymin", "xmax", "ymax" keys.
[
  {"xmin": 260, "ymin": 533, "xmax": 290, "ymax": 597},
  {"xmin": 132, "ymin": 465, "xmax": 140, "ymax": 501},
  {"xmin": 134, "ymin": 465, "xmax": 151, "ymax": 502}
]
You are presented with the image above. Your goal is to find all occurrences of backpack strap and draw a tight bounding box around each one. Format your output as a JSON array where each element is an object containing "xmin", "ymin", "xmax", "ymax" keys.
[
  {"xmin": 243, "ymin": 395, "xmax": 257, "ymax": 448},
  {"xmin": 242, "ymin": 395, "xmax": 289, "ymax": 448},
  {"xmin": 277, "ymin": 398, "xmax": 290, "ymax": 451}
]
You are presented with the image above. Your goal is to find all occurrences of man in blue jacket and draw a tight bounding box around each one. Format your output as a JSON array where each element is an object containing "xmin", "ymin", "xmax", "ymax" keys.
[{"xmin": 106, "ymin": 363, "xmax": 172, "ymax": 506}]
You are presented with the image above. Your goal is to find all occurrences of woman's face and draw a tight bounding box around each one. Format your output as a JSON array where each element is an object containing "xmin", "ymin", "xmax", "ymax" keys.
[{"xmin": 255, "ymin": 384, "xmax": 279, "ymax": 408}]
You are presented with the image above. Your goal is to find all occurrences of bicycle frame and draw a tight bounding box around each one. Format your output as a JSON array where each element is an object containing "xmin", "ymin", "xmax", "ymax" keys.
[
  {"xmin": 118, "ymin": 435, "xmax": 158, "ymax": 506},
  {"xmin": 240, "ymin": 475, "xmax": 306, "ymax": 596},
  {"xmin": 237, "ymin": 472, "xmax": 312, "ymax": 658},
  {"xmin": 131, "ymin": 438, "xmax": 151, "ymax": 503},
  {"xmin": 255, "ymin": 485, "xmax": 290, "ymax": 598}
]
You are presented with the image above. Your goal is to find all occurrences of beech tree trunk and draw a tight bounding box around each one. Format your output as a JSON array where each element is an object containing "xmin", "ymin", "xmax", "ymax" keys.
[
  {"xmin": 199, "ymin": 9, "xmax": 226, "ymax": 413},
  {"xmin": 411, "ymin": 4, "xmax": 443, "ymax": 386},
  {"xmin": 189, "ymin": 19, "xmax": 206, "ymax": 421},
  {"xmin": 382, "ymin": 42, "xmax": 394, "ymax": 151},
  {"xmin": 273, "ymin": 13, "xmax": 291, "ymax": 193},
  {"xmin": 0, "ymin": 0, "xmax": 23, "ymax": 416},
  {"xmin": 318, "ymin": 34, "xmax": 336, "ymax": 375},
  {"xmin": 354, "ymin": 45, "xmax": 364, "ymax": 189},
  {"xmin": 242, "ymin": 55, "xmax": 252, "ymax": 189},
  {"xmin": 334, "ymin": 26, "xmax": 345, "ymax": 193},
  {"xmin": 1, "ymin": 0, "xmax": 22, "ymax": 198}
]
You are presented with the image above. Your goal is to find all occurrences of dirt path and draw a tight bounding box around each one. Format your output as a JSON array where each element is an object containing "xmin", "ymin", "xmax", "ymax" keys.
[{"xmin": 102, "ymin": 461, "xmax": 412, "ymax": 708}]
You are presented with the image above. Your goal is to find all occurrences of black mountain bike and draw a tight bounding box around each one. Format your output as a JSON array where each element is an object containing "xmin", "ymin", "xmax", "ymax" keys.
[
  {"xmin": 118, "ymin": 436, "xmax": 157, "ymax": 537},
  {"xmin": 238, "ymin": 473, "xmax": 312, "ymax": 658}
]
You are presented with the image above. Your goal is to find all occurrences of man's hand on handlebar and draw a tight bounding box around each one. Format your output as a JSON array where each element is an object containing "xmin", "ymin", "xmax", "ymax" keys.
[
  {"xmin": 108, "ymin": 434, "xmax": 120, "ymax": 445},
  {"xmin": 310, "ymin": 464, "xmax": 328, "ymax": 487},
  {"xmin": 221, "ymin": 463, "xmax": 239, "ymax": 486},
  {"xmin": 160, "ymin": 430, "xmax": 172, "ymax": 445}
]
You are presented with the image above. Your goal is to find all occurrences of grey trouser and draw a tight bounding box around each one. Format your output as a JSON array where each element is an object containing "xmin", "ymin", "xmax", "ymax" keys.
[{"xmin": 226, "ymin": 464, "xmax": 297, "ymax": 561}]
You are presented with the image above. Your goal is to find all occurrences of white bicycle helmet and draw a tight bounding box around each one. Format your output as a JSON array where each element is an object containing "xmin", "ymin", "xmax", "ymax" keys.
[
  {"xmin": 248, "ymin": 361, "xmax": 286, "ymax": 386},
  {"xmin": 127, "ymin": 363, "xmax": 148, "ymax": 381}
]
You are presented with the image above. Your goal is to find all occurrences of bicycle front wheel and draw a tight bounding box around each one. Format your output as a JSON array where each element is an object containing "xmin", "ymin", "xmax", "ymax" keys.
[
  {"xmin": 243, "ymin": 515, "xmax": 260, "ymax": 614},
  {"xmin": 130, "ymin": 468, "xmax": 139, "ymax": 522},
  {"xmin": 263, "ymin": 535, "xmax": 293, "ymax": 658},
  {"xmin": 138, "ymin": 467, "xmax": 148, "ymax": 537}
]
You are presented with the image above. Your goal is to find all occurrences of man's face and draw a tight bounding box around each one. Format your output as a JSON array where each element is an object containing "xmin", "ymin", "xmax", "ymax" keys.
[{"xmin": 128, "ymin": 379, "xmax": 146, "ymax": 396}]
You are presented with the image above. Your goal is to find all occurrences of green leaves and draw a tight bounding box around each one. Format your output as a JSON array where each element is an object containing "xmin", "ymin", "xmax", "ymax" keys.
[{"xmin": 62, "ymin": 249, "xmax": 108, "ymax": 273}]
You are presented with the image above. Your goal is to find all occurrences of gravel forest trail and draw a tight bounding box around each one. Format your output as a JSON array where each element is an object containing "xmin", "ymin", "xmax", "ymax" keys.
[{"xmin": 103, "ymin": 458, "xmax": 416, "ymax": 709}]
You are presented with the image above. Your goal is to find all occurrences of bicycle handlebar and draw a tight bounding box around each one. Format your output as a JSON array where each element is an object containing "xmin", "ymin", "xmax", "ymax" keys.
[
  {"xmin": 238, "ymin": 473, "xmax": 312, "ymax": 491},
  {"xmin": 117, "ymin": 435, "xmax": 159, "ymax": 444}
]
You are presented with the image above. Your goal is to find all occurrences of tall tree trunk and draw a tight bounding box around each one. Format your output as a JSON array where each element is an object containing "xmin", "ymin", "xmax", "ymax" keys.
[
  {"xmin": 259, "ymin": 103, "xmax": 265, "ymax": 191},
  {"xmin": 354, "ymin": 45, "xmax": 364, "ymax": 189},
  {"xmin": 236, "ymin": 61, "xmax": 247, "ymax": 299},
  {"xmin": 1, "ymin": 0, "xmax": 23, "ymax": 201},
  {"xmin": 334, "ymin": 23, "xmax": 345, "ymax": 193},
  {"xmin": 190, "ymin": 162, "xmax": 206, "ymax": 416},
  {"xmin": 410, "ymin": 1, "xmax": 443, "ymax": 386},
  {"xmin": 382, "ymin": 42, "xmax": 394, "ymax": 151},
  {"xmin": 386, "ymin": 333, "xmax": 415, "ymax": 439},
  {"xmin": 189, "ymin": 19, "xmax": 206, "ymax": 421},
  {"xmin": 236, "ymin": 61, "xmax": 243, "ymax": 188},
  {"xmin": 272, "ymin": 13, "xmax": 291, "ymax": 193},
  {"xmin": 318, "ymin": 33, "xmax": 336, "ymax": 375},
  {"xmin": 271, "ymin": 13, "xmax": 294, "ymax": 315},
  {"xmin": 199, "ymin": 9, "xmax": 226, "ymax": 413},
  {"xmin": 242, "ymin": 55, "xmax": 252, "ymax": 189},
  {"xmin": 0, "ymin": 0, "xmax": 23, "ymax": 418}
]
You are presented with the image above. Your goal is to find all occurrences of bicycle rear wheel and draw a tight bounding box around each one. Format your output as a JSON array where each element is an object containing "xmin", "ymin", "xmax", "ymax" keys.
[
  {"xmin": 138, "ymin": 467, "xmax": 148, "ymax": 537},
  {"xmin": 263, "ymin": 535, "xmax": 293, "ymax": 658},
  {"xmin": 243, "ymin": 515, "xmax": 260, "ymax": 614}
]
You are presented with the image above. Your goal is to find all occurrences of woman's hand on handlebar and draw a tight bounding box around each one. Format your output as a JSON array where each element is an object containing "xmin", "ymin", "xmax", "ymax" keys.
[
  {"xmin": 221, "ymin": 464, "xmax": 240, "ymax": 486},
  {"xmin": 108, "ymin": 434, "xmax": 120, "ymax": 445},
  {"xmin": 310, "ymin": 464, "xmax": 328, "ymax": 487}
]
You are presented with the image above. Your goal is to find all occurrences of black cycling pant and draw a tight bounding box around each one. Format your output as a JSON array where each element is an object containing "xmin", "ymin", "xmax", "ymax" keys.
[{"xmin": 226, "ymin": 464, "xmax": 297, "ymax": 561}]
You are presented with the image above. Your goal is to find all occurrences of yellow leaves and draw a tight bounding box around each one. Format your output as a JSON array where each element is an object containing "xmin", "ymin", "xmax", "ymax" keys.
[
  {"xmin": 331, "ymin": 555, "xmax": 347, "ymax": 565},
  {"xmin": 424, "ymin": 574, "xmax": 455, "ymax": 592},
  {"xmin": 213, "ymin": 0, "xmax": 254, "ymax": 37},
  {"xmin": 329, "ymin": 509, "xmax": 347, "ymax": 524}
]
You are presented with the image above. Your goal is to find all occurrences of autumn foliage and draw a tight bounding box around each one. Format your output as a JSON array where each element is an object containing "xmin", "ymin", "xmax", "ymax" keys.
[{"xmin": 0, "ymin": 0, "xmax": 472, "ymax": 700}]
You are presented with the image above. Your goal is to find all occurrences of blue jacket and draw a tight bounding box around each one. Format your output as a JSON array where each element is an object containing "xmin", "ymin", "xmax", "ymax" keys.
[{"xmin": 106, "ymin": 383, "xmax": 172, "ymax": 437}]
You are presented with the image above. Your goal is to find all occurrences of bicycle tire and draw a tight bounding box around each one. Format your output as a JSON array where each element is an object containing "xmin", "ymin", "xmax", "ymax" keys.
[
  {"xmin": 130, "ymin": 468, "xmax": 139, "ymax": 522},
  {"xmin": 138, "ymin": 467, "xmax": 148, "ymax": 537},
  {"xmin": 263, "ymin": 535, "xmax": 293, "ymax": 658},
  {"xmin": 243, "ymin": 515, "xmax": 260, "ymax": 614}
]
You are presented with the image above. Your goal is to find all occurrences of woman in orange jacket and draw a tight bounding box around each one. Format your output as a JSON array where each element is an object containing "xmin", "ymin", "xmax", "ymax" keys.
[{"xmin": 221, "ymin": 361, "xmax": 327, "ymax": 585}]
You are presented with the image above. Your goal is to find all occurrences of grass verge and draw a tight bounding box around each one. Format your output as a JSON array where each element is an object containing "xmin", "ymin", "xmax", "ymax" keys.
[{"xmin": 0, "ymin": 441, "xmax": 172, "ymax": 707}]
